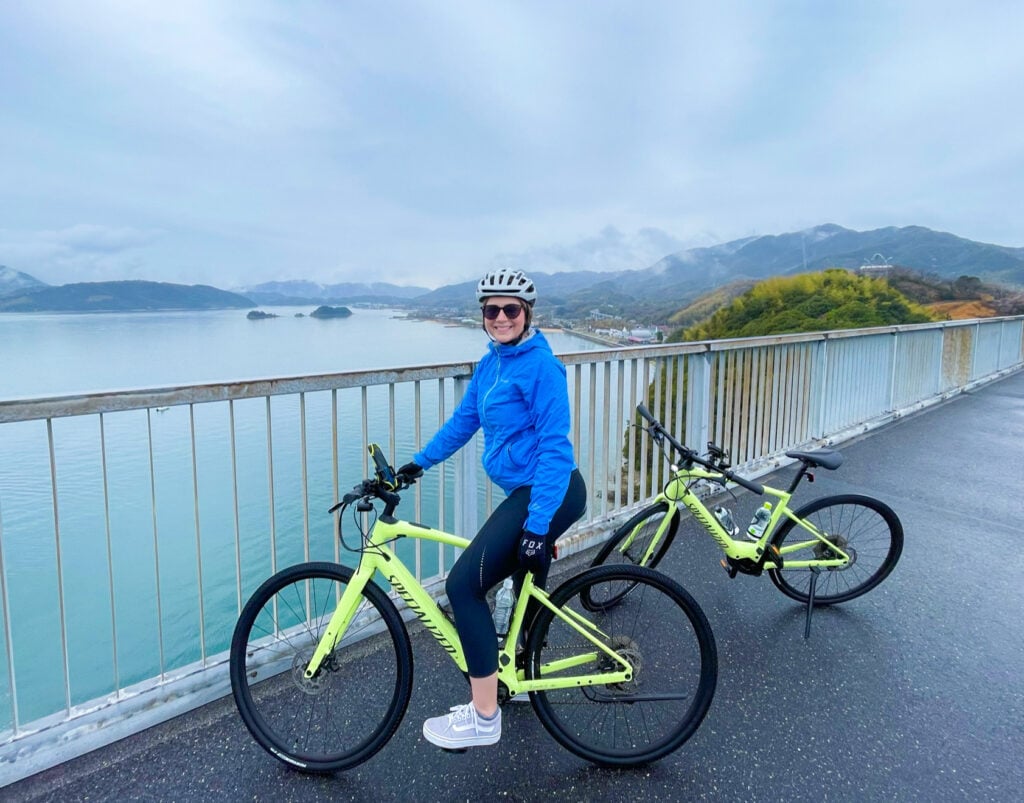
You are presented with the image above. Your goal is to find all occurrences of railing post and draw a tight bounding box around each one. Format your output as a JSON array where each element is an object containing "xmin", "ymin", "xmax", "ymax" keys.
[
  {"xmin": 0, "ymin": 492, "xmax": 22, "ymax": 736},
  {"xmin": 453, "ymin": 377, "xmax": 478, "ymax": 545},
  {"xmin": 971, "ymin": 321, "xmax": 981, "ymax": 381},
  {"xmin": 888, "ymin": 331, "xmax": 899, "ymax": 413},
  {"xmin": 813, "ymin": 337, "xmax": 829, "ymax": 439},
  {"xmin": 686, "ymin": 350, "xmax": 712, "ymax": 453},
  {"xmin": 997, "ymin": 320, "xmax": 1005, "ymax": 370}
]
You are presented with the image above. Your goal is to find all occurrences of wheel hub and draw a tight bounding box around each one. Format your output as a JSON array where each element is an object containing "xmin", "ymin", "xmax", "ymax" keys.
[
  {"xmin": 815, "ymin": 533, "xmax": 855, "ymax": 569},
  {"xmin": 601, "ymin": 634, "xmax": 641, "ymax": 692},
  {"xmin": 291, "ymin": 646, "xmax": 338, "ymax": 695}
]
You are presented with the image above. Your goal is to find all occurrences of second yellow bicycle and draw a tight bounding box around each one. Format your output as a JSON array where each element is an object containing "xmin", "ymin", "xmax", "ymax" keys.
[{"xmin": 587, "ymin": 404, "xmax": 903, "ymax": 637}]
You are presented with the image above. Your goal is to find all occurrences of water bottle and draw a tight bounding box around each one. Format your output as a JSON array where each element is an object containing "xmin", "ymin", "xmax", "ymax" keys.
[
  {"xmin": 713, "ymin": 506, "xmax": 739, "ymax": 537},
  {"xmin": 746, "ymin": 502, "xmax": 773, "ymax": 541},
  {"xmin": 492, "ymin": 578, "xmax": 515, "ymax": 638}
]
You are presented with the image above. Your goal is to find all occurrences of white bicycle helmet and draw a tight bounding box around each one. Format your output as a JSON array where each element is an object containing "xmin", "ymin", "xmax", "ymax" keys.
[{"xmin": 476, "ymin": 268, "xmax": 537, "ymax": 304}]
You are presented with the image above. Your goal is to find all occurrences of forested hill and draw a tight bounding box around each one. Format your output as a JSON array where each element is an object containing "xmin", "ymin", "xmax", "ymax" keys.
[
  {"xmin": 670, "ymin": 270, "xmax": 935, "ymax": 342},
  {"xmin": 0, "ymin": 280, "xmax": 254, "ymax": 312}
]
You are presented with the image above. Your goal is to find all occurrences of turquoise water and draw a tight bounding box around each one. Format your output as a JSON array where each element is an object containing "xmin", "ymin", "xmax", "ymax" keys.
[
  {"xmin": 0, "ymin": 306, "xmax": 601, "ymax": 398},
  {"xmin": 0, "ymin": 308, "xmax": 608, "ymax": 727}
]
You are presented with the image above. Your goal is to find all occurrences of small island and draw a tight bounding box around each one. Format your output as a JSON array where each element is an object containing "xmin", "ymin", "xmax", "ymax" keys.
[
  {"xmin": 246, "ymin": 310, "xmax": 279, "ymax": 320},
  {"xmin": 310, "ymin": 305, "xmax": 353, "ymax": 319}
]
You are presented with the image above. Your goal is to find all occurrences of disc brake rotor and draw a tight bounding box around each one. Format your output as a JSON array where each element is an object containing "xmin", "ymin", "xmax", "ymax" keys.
[
  {"xmin": 601, "ymin": 634, "xmax": 642, "ymax": 692},
  {"xmin": 815, "ymin": 533, "xmax": 855, "ymax": 568},
  {"xmin": 291, "ymin": 646, "xmax": 339, "ymax": 696}
]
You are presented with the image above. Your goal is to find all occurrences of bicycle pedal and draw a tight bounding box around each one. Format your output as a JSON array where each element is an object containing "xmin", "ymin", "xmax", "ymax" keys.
[
  {"xmin": 720, "ymin": 558, "xmax": 739, "ymax": 579},
  {"xmin": 440, "ymin": 747, "xmax": 469, "ymax": 754}
]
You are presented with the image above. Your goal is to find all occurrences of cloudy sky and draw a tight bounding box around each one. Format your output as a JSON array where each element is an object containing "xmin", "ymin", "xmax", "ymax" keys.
[{"xmin": 1, "ymin": 1, "xmax": 1021, "ymax": 290}]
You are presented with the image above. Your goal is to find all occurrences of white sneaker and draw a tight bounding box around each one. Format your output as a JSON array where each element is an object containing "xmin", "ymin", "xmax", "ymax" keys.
[{"xmin": 422, "ymin": 703, "xmax": 501, "ymax": 749}]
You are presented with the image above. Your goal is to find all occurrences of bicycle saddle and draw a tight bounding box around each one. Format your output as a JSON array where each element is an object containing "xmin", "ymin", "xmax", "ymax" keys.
[{"xmin": 785, "ymin": 448, "xmax": 843, "ymax": 470}]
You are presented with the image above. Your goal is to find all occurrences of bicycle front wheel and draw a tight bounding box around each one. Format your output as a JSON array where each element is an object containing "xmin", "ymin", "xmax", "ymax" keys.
[
  {"xmin": 768, "ymin": 494, "xmax": 903, "ymax": 605},
  {"xmin": 582, "ymin": 502, "xmax": 679, "ymax": 610},
  {"xmin": 526, "ymin": 564, "xmax": 717, "ymax": 767},
  {"xmin": 230, "ymin": 561, "xmax": 413, "ymax": 773}
]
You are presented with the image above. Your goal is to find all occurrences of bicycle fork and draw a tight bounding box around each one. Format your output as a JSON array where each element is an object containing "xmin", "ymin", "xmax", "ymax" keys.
[{"xmin": 303, "ymin": 562, "xmax": 376, "ymax": 679}]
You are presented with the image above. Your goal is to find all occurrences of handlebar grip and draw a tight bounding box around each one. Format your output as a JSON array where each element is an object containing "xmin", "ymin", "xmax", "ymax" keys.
[
  {"xmin": 636, "ymin": 403, "xmax": 656, "ymax": 424},
  {"xmin": 727, "ymin": 472, "xmax": 764, "ymax": 495}
]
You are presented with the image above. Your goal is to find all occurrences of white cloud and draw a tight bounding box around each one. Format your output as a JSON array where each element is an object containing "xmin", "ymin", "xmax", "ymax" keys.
[
  {"xmin": 0, "ymin": 226, "xmax": 161, "ymax": 284},
  {"xmin": 494, "ymin": 225, "xmax": 700, "ymax": 274}
]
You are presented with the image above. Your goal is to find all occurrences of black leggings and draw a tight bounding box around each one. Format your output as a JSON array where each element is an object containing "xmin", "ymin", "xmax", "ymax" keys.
[{"xmin": 445, "ymin": 469, "xmax": 587, "ymax": 678}]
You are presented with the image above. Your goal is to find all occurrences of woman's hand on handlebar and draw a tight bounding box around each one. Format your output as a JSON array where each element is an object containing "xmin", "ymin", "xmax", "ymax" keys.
[{"xmin": 395, "ymin": 461, "xmax": 424, "ymax": 483}]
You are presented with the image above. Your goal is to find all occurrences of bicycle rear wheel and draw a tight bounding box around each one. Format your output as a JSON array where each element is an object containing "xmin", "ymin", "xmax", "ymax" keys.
[
  {"xmin": 526, "ymin": 564, "xmax": 717, "ymax": 766},
  {"xmin": 582, "ymin": 502, "xmax": 679, "ymax": 610},
  {"xmin": 230, "ymin": 561, "xmax": 413, "ymax": 773},
  {"xmin": 768, "ymin": 494, "xmax": 903, "ymax": 605}
]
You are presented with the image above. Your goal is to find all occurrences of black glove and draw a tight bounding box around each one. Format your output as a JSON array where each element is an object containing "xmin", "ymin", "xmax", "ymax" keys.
[
  {"xmin": 518, "ymin": 531, "xmax": 550, "ymax": 576},
  {"xmin": 395, "ymin": 461, "xmax": 423, "ymax": 483}
]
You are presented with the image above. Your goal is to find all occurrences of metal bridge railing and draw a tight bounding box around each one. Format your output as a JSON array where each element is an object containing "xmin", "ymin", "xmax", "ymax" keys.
[{"xmin": 1, "ymin": 316, "xmax": 1021, "ymax": 785}]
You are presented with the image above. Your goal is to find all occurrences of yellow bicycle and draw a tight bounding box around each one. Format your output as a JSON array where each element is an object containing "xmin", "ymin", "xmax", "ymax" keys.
[
  {"xmin": 230, "ymin": 444, "xmax": 717, "ymax": 772},
  {"xmin": 588, "ymin": 405, "xmax": 903, "ymax": 637}
]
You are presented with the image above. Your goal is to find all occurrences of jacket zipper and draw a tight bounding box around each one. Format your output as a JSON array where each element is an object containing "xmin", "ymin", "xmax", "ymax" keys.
[{"xmin": 480, "ymin": 349, "xmax": 502, "ymax": 460}]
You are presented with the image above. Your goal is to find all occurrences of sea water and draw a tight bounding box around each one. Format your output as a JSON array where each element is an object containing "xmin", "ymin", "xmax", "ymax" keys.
[{"xmin": 0, "ymin": 306, "xmax": 603, "ymax": 398}]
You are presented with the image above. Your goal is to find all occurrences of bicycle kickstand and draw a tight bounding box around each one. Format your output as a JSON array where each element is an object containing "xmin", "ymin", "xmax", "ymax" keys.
[{"xmin": 803, "ymin": 566, "xmax": 821, "ymax": 639}]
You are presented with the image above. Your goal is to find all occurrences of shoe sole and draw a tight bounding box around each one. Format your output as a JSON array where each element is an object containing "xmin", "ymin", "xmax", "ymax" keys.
[{"xmin": 422, "ymin": 724, "xmax": 501, "ymax": 749}]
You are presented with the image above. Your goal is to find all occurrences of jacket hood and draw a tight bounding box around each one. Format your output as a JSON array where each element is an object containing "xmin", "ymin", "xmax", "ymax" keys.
[{"xmin": 488, "ymin": 327, "xmax": 548, "ymax": 358}]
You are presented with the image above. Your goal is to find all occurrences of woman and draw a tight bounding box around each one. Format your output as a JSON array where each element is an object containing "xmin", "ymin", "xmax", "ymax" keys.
[{"xmin": 395, "ymin": 268, "xmax": 587, "ymax": 750}]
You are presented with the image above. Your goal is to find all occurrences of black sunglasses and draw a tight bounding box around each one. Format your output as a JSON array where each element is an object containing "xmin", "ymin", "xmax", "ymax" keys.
[{"xmin": 482, "ymin": 303, "xmax": 524, "ymax": 321}]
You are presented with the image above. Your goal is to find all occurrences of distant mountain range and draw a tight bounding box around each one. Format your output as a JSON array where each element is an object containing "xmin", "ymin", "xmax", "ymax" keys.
[
  {"xmin": 404, "ymin": 224, "xmax": 1024, "ymax": 317},
  {"xmin": 2, "ymin": 224, "xmax": 1022, "ymax": 315},
  {"xmin": 235, "ymin": 280, "xmax": 430, "ymax": 306},
  {"xmin": 0, "ymin": 279, "xmax": 253, "ymax": 312}
]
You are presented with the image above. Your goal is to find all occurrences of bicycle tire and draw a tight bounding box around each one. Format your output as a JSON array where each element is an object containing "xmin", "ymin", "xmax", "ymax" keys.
[
  {"xmin": 582, "ymin": 502, "xmax": 680, "ymax": 610},
  {"xmin": 526, "ymin": 564, "xmax": 717, "ymax": 766},
  {"xmin": 768, "ymin": 494, "xmax": 903, "ymax": 605},
  {"xmin": 230, "ymin": 561, "xmax": 413, "ymax": 773}
]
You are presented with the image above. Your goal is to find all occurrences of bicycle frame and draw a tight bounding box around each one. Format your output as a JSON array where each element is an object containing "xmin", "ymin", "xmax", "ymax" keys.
[
  {"xmin": 626, "ymin": 466, "xmax": 852, "ymax": 570},
  {"xmin": 304, "ymin": 515, "xmax": 634, "ymax": 695}
]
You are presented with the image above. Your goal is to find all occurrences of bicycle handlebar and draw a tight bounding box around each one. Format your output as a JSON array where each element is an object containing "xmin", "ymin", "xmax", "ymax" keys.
[
  {"xmin": 331, "ymin": 475, "xmax": 410, "ymax": 516},
  {"xmin": 635, "ymin": 404, "xmax": 763, "ymax": 495}
]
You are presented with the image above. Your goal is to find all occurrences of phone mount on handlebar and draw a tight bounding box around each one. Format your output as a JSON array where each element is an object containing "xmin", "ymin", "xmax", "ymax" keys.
[
  {"xmin": 706, "ymin": 442, "xmax": 730, "ymax": 470},
  {"xmin": 368, "ymin": 443, "xmax": 398, "ymax": 490}
]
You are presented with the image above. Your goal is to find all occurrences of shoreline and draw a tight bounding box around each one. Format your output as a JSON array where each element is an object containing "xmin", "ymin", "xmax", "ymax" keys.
[
  {"xmin": 559, "ymin": 329, "xmax": 623, "ymax": 347},
  {"xmin": 400, "ymin": 310, "xmax": 624, "ymax": 347}
]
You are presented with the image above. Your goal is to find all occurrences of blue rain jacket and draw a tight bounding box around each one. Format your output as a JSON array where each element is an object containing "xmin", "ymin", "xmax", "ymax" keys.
[{"xmin": 413, "ymin": 329, "xmax": 576, "ymax": 536}]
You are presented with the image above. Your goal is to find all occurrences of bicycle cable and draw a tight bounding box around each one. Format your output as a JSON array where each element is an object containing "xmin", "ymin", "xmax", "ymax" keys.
[{"xmin": 337, "ymin": 486, "xmax": 404, "ymax": 558}]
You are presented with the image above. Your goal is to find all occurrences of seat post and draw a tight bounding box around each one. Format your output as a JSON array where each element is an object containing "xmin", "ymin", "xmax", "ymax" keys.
[{"xmin": 787, "ymin": 461, "xmax": 810, "ymax": 494}]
